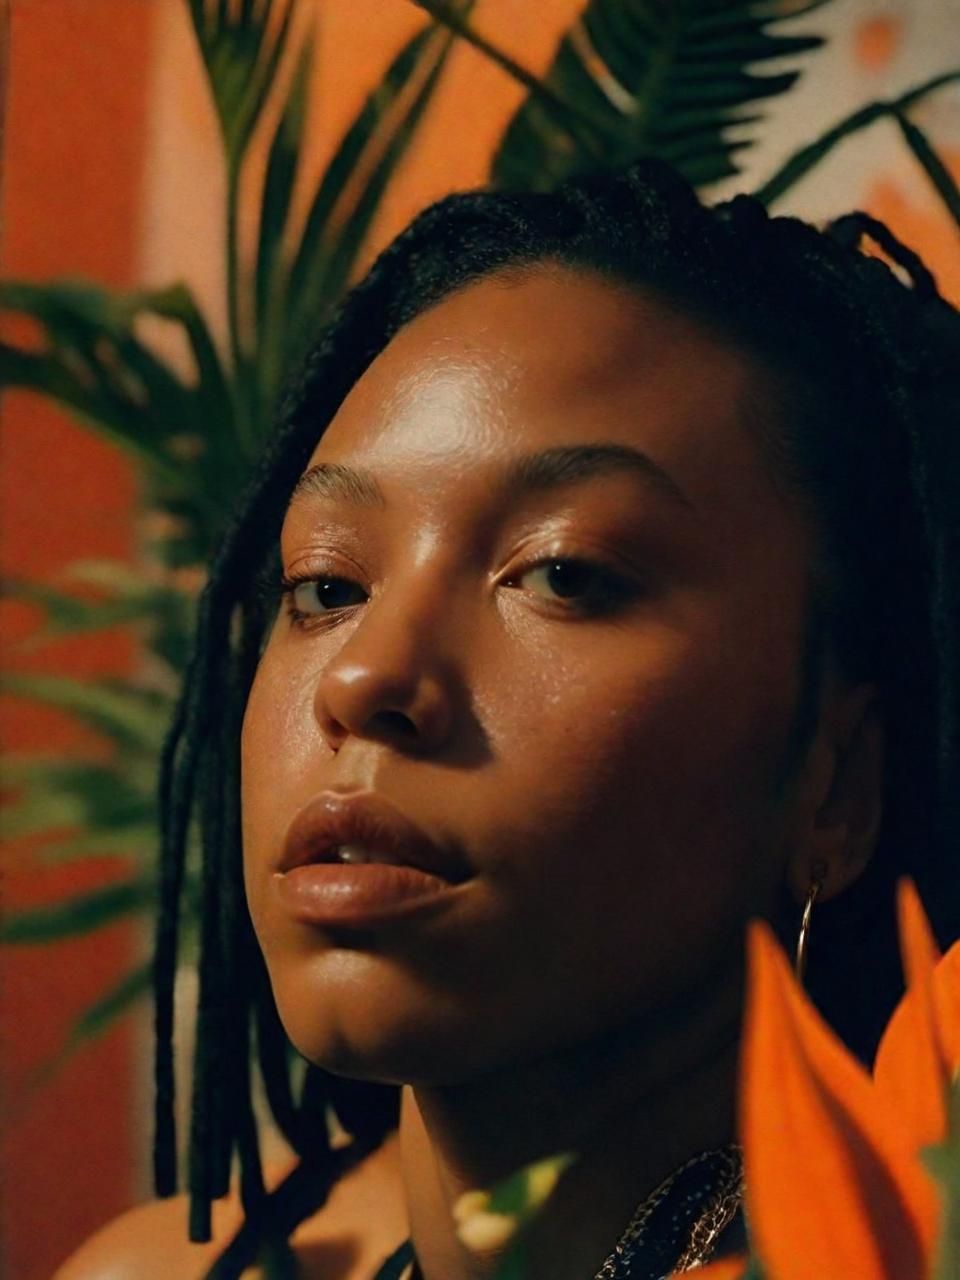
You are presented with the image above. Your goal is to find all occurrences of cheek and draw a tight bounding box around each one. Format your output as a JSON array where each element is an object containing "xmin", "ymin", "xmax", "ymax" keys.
[
  {"xmin": 496, "ymin": 617, "xmax": 790, "ymax": 836},
  {"xmin": 481, "ymin": 620, "xmax": 797, "ymax": 992},
  {"xmin": 240, "ymin": 645, "xmax": 329, "ymax": 930}
]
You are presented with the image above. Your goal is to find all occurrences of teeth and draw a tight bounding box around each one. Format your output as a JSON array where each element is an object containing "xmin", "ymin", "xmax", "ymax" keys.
[
  {"xmin": 337, "ymin": 844, "xmax": 374, "ymax": 864},
  {"xmin": 336, "ymin": 844, "xmax": 405, "ymax": 866}
]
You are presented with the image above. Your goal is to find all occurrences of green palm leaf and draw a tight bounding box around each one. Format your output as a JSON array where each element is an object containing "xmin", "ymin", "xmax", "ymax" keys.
[
  {"xmin": 755, "ymin": 69, "xmax": 960, "ymax": 214},
  {"xmin": 0, "ymin": 279, "xmax": 234, "ymax": 497},
  {"xmin": 921, "ymin": 1090, "xmax": 960, "ymax": 1280},
  {"xmin": 0, "ymin": 277, "xmax": 258, "ymax": 565},
  {"xmin": 29, "ymin": 827, "xmax": 160, "ymax": 866},
  {"xmin": 2, "ymin": 758, "xmax": 154, "ymax": 843},
  {"xmin": 895, "ymin": 112, "xmax": 960, "ymax": 231},
  {"xmin": 139, "ymin": 283, "xmax": 234, "ymax": 428},
  {"xmin": 256, "ymin": 38, "xmax": 314, "ymax": 362},
  {"xmin": 3, "ymin": 574, "xmax": 185, "ymax": 643},
  {"xmin": 0, "ymin": 878, "xmax": 156, "ymax": 944},
  {"xmin": 1, "ymin": 673, "xmax": 173, "ymax": 754},
  {"xmin": 489, "ymin": 0, "xmax": 831, "ymax": 190},
  {"xmin": 13, "ymin": 962, "xmax": 148, "ymax": 1091},
  {"xmin": 270, "ymin": 8, "xmax": 473, "ymax": 405},
  {"xmin": 0, "ymin": 343, "xmax": 184, "ymax": 489},
  {"xmin": 66, "ymin": 962, "xmax": 153, "ymax": 1044},
  {"xmin": 187, "ymin": 0, "xmax": 298, "ymax": 169}
]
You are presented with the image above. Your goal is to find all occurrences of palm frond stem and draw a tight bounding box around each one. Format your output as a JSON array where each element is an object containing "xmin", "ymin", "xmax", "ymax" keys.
[
  {"xmin": 408, "ymin": 0, "xmax": 609, "ymax": 155},
  {"xmin": 226, "ymin": 156, "xmax": 256, "ymax": 456},
  {"xmin": 755, "ymin": 69, "xmax": 960, "ymax": 206},
  {"xmin": 893, "ymin": 109, "xmax": 960, "ymax": 232}
]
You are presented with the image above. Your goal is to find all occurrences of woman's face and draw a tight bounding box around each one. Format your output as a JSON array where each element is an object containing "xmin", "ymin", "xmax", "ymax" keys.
[{"xmin": 241, "ymin": 265, "xmax": 820, "ymax": 1085}]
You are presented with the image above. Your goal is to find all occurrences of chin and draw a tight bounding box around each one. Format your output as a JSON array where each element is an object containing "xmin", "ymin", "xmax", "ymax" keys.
[
  {"xmin": 266, "ymin": 949, "xmax": 510, "ymax": 1087},
  {"xmin": 278, "ymin": 1011, "xmax": 496, "ymax": 1088}
]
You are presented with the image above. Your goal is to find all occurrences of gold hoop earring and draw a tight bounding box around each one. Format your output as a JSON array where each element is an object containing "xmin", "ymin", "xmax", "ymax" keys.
[{"xmin": 794, "ymin": 860, "xmax": 828, "ymax": 983}]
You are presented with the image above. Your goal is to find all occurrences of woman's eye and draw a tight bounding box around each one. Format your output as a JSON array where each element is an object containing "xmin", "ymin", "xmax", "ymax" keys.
[
  {"xmin": 282, "ymin": 575, "xmax": 367, "ymax": 620},
  {"xmin": 513, "ymin": 559, "xmax": 636, "ymax": 613}
]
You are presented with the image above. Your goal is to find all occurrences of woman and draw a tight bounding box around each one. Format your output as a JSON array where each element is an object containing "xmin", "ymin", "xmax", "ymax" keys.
[{"xmin": 59, "ymin": 161, "xmax": 960, "ymax": 1280}]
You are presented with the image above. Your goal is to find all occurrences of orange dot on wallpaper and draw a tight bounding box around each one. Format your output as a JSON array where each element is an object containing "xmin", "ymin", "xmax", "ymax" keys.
[{"xmin": 853, "ymin": 16, "xmax": 905, "ymax": 72}]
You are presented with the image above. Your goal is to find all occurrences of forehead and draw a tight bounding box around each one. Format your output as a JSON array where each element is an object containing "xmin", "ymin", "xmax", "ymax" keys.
[{"xmin": 304, "ymin": 265, "xmax": 789, "ymax": 530}]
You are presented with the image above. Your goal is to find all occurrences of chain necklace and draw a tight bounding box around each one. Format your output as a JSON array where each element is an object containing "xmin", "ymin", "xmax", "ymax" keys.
[
  {"xmin": 592, "ymin": 1143, "xmax": 745, "ymax": 1278},
  {"xmin": 393, "ymin": 1143, "xmax": 744, "ymax": 1280}
]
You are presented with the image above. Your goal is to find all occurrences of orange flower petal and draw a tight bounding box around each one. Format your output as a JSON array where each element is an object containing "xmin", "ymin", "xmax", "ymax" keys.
[
  {"xmin": 741, "ymin": 920, "xmax": 939, "ymax": 1280},
  {"xmin": 668, "ymin": 1256, "xmax": 748, "ymax": 1279},
  {"xmin": 934, "ymin": 940, "xmax": 960, "ymax": 1076},
  {"xmin": 874, "ymin": 879, "xmax": 954, "ymax": 1148},
  {"xmin": 898, "ymin": 877, "xmax": 943, "ymax": 983}
]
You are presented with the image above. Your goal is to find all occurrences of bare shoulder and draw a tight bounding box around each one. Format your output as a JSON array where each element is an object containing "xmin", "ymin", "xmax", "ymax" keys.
[
  {"xmin": 52, "ymin": 1188, "xmax": 246, "ymax": 1280},
  {"xmin": 54, "ymin": 1133, "xmax": 407, "ymax": 1280}
]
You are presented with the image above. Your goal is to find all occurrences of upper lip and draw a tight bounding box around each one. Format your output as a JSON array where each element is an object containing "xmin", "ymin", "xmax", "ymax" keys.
[{"xmin": 277, "ymin": 790, "xmax": 471, "ymax": 884}]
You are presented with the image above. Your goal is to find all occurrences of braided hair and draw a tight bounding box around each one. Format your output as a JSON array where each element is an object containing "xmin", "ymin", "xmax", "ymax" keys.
[{"xmin": 151, "ymin": 159, "xmax": 960, "ymax": 1275}]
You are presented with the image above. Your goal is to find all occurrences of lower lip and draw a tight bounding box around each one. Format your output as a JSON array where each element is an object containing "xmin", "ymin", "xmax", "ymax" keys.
[{"xmin": 273, "ymin": 862, "xmax": 460, "ymax": 927}]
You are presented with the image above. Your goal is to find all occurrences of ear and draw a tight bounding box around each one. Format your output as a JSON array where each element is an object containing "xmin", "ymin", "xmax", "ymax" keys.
[{"xmin": 784, "ymin": 668, "xmax": 885, "ymax": 907}]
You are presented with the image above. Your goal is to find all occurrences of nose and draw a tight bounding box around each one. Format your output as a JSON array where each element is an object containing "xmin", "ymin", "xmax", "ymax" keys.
[{"xmin": 313, "ymin": 592, "xmax": 458, "ymax": 755}]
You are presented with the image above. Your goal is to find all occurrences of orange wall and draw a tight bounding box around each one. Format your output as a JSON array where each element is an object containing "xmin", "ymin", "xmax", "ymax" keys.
[{"xmin": 0, "ymin": 4, "xmax": 151, "ymax": 1279}]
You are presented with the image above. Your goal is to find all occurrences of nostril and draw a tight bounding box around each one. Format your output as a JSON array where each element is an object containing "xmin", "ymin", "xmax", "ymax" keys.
[{"xmin": 370, "ymin": 709, "xmax": 419, "ymax": 738}]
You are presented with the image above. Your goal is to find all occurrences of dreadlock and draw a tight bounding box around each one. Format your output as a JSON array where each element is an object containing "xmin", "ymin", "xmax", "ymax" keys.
[{"xmin": 152, "ymin": 159, "xmax": 960, "ymax": 1276}]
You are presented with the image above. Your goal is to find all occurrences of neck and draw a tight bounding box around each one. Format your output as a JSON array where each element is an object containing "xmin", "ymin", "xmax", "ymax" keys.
[{"xmin": 398, "ymin": 952, "xmax": 744, "ymax": 1280}]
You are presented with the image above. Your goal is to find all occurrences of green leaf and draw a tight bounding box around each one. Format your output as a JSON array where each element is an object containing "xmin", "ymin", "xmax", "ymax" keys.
[
  {"xmin": 0, "ymin": 879, "xmax": 154, "ymax": 943},
  {"xmin": 187, "ymin": 0, "xmax": 298, "ymax": 167},
  {"xmin": 0, "ymin": 281, "xmax": 198, "ymax": 429},
  {"xmin": 754, "ymin": 69, "xmax": 960, "ymax": 206},
  {"xmin": 8, "ymin": 557, "xmax": 198, "ymax": 679},
  {"xmin": 135, "ymin": 282, "xmax": 233, "ymax": 428},
  {"xmin": 0, "ymin": 278, "xmax": 164, "ymax": 342},
  {"xmin": 740, "ymin": 1258, "xmax": 767, "ymax": 1280},
  {"xmin": 27, "ymin": 963, "xmax": 153, "ymax": 1090},
  {"xmin": 2, "ymin": 758, "xmax": 154, "ymax": 840},
  {"xmin": 0, "ymin": 672, "xmax": 172, "ymax": 753},
  {"xmin": 62, "ymin": 559, "xmax": 171, "ymax": 593},
  {"xmin": 257, "ymin": 1238, "xmax": 300, "ymax": 1280},
  {"xmin": 0, "ymin": 279, "xmax": 232, "ymax": 501},
  {"xmin": 923, "ymin": 1136, "xmax": 960, "ymax": 1280},
  {"xmin": 488, "ymin": 1242, "xmax": 528, "ymax": 1280},
  {"xmin": 457, "ymin": 1152, "xmax": 576, "ymax": 1280},
  {"xmin": 490, "ymin": 0, "xmax": 830, "ymax": 192},
  {"xmin": 0, "ymin": 335, "xmax": 243, "ymax": 566},
  {"xmin": 485, "ymin": 1152, "xmax": 576, "ymax": 1219},
  {"xmin": 31, "ymin": 827, "xmax": 159, "ymax": 866},
  {"xmin": 0, "ymin": 342, "xmax": 185, "ymax": 486},
  {"xmin": 284, "ymin": 12, "xmax": 468, "ymax": 381},
  {"xmin": 894, "ymin": 110, "xmax": 960, "ymax": 232},
  {"xmin": 415, "ymin": 0, "xmax": 602, "ymax": 146},
  {"xmin": 68, "ymin": 962, "xmax": 152, "ymax": 1042},
  {"xmin": 923, "ymin": 1142, "xmax": 960, "ymax": 1194},
  {"xmin": 3, "ymin": 561, "xmax": 197, "ymax": 674},
  {"xmin": 3, "ymin": 575, "xmax": 180, "ymax": 642},
  {"xmin": 256, "ymin": 37, "xmax": 314, "ymax": 358}
]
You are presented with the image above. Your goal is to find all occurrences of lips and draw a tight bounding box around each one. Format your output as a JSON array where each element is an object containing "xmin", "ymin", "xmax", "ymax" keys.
[
  {"xmin": 272, "ymin": 791, "xmax": 472, "ymax": 929},
  {"xmin": 277, "ymin": 790, "xmax": 471, "ymax": 885}
]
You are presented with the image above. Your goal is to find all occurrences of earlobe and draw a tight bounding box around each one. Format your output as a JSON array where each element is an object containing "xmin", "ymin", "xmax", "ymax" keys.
[{"xmin": 786, "ymin": 680, "xmax": 885, "ymax": 906}]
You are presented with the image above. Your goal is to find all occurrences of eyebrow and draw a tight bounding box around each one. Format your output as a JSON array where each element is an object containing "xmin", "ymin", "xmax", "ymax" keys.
[{"xmin": 289, "ymin": 443, "xmax": 695, "ymax": 512}]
